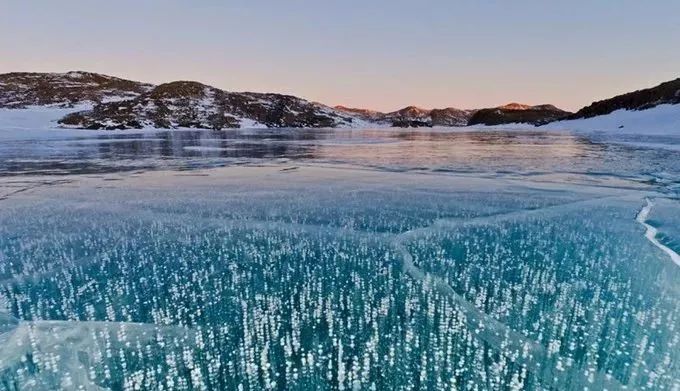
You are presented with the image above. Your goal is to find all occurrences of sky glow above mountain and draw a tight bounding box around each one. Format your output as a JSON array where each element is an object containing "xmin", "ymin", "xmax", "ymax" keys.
[{"xmin": 1, "ymin": 0, "xmax": 679, "ymax": 111}]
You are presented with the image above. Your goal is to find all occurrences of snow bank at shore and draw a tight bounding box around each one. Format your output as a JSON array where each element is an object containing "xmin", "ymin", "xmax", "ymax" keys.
[
  {"xmin": 540, "ymin": 104, "xmax": 680, "ymax": 135},
  {"xmin": 1, "ymin": 103, "xmax": 678, "ymax": 137}
]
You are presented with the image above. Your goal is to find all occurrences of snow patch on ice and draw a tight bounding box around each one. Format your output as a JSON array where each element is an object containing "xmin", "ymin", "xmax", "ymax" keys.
[
  {"xmin": 0, "ymin": 104, "xmax": 92, "ymax": 131},
  {"xmin": 0, "ymin": 106, "xmax": 163, "ymax": 141},
  {"xmin": 239, "ymin": 118, "xmax": 267, "ymax": 129}
]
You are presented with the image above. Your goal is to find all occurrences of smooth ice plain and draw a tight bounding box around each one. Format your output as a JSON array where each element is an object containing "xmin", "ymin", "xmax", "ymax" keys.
[{"xmin": 0, "ymin": 128, "xmax": 679, "ymax": 390}]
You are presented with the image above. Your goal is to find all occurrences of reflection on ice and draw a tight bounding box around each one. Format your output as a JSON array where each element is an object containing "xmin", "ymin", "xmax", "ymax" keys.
[{"xmin": 0, "ymin": 129, "xmax": 679, "ymax": 196}]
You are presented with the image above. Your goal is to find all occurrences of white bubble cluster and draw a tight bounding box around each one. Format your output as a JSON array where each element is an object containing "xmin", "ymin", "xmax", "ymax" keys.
[{"xmin": 0, "ymin": 177, "xmax": 678, "ymax": 390}]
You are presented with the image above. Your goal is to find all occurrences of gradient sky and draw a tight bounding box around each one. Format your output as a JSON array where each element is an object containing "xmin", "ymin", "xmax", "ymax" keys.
[{"xmin": 1, "ymin": 1, "xmax": 679, "ymax": 112}]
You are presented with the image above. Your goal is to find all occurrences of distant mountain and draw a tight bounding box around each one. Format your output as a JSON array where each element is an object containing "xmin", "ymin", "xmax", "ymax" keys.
[
  {"xmin": 0, "ymin": 71, "xmax": 153, "ymax": 108},
  {"xmin": 334, "ymin": 105, "xmax": 473, "ymax": 127},
  {"xmin": 568, "ymin": 78, "xmax": 680, "ymax": 119},
  {"xmin": 333, "ymin": 106, "xmax": 385, "ymax": 122},
  {"xmin": 337, "ymin": 102, "xmax": 567, "ymax": 127},
  {"xmin": 468, "ymin": 103, "xmax": 571, "ymax": 126},
  {"xmin": 498, "ymin": 103, "xmax": 532, "ymax": 111}
]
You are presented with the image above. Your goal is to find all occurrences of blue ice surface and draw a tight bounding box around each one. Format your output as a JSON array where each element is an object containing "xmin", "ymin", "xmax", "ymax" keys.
[{"xmin": 0, "ymin": 128, "xmax": 678, "ymax": 390}]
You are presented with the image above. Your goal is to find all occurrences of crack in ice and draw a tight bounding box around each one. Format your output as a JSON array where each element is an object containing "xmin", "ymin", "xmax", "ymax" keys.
[
  {"xmin": 636, "ymin": 198, "xmax": 680, "ymax": 267},
  {"xmin": 391, "ymin": 216, "xmax": 627, "ymax": 390}
]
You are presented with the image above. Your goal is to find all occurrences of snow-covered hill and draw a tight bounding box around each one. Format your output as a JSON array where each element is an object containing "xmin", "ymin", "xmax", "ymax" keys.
[
  {"xmin": 541, "ymin": 104, "xmax": 680, "ymax": 135},
  {"xmin": 0, "ymin": 72, "xmax": 360, "ymax": 130},
  {"xmin": 59, "ymin": 81, "xmax": 358, "ymax": 130},
  {"xmin": 569, "ymin": 78, "xmax": 680, "ymax": 120},
  {"xmin": 538, "ymin": 79, "xmax": 680, "ymax": 135}
]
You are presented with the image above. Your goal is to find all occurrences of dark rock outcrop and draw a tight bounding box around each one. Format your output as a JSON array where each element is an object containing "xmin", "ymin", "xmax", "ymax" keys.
[
  {"xmin": 430, "ymin": 108, "xmax": 475, "ymax": 126},
  {"xmin": 391, "ymin": 119, "xmax": 432, "ymax": 128},
  {"xmin": 568, "ymin": 78, "xmax": 680, "ymax": 119},
  {"xmin": 468, "ymin": 103, "xmax": 571, "ymax": 126}
]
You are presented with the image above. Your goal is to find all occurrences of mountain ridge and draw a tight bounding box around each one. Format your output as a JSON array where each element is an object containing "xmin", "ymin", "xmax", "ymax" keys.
[
  {"xmin": 334, "ymin": 105, "xmax": 475, "ymax": 127},
  {"xmin": 1, "ymin": 71, "xmax": 677, "ymax": 130}
]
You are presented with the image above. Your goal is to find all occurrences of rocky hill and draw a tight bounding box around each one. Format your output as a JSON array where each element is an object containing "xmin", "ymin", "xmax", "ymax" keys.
[
  {"xmin": 334, "ymin": 105, "xmax": 473, "ymax": 127},
  {"xmin": 429, "ymin": 108, "xmax": 475, "ymax": 126},
  {"xmin": 568, "ymin": 78, "xmax": 680, "ymax": 119},
  {"xmin": 0, "ymin": 71, "xmax": 153, "ymax": 108},
  {"xmin": 384, "ymin": 106, "xmax": 432, "ymax": 127},
  {"xmin": 59, "ymin": 81, "xmax": 357, "ymax": 130},
  {"xmin": 468, "ymin": 103, "xmax": 571, "ymax": 126},
  {"xmin": 0, "ymin": 72, "xmax": 358, "ymax": 130}
]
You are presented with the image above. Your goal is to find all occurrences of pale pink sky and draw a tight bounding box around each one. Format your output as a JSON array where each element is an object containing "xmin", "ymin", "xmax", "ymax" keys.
[{"xmin": 2, "ymin": 1, "xmax": 679, "ymax": 112}]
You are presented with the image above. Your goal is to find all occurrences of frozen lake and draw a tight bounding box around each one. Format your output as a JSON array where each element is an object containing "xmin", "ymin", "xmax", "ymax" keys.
[{"xmin": 0, "ymin": 127, "xmax": 679, "ymax": 390}]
